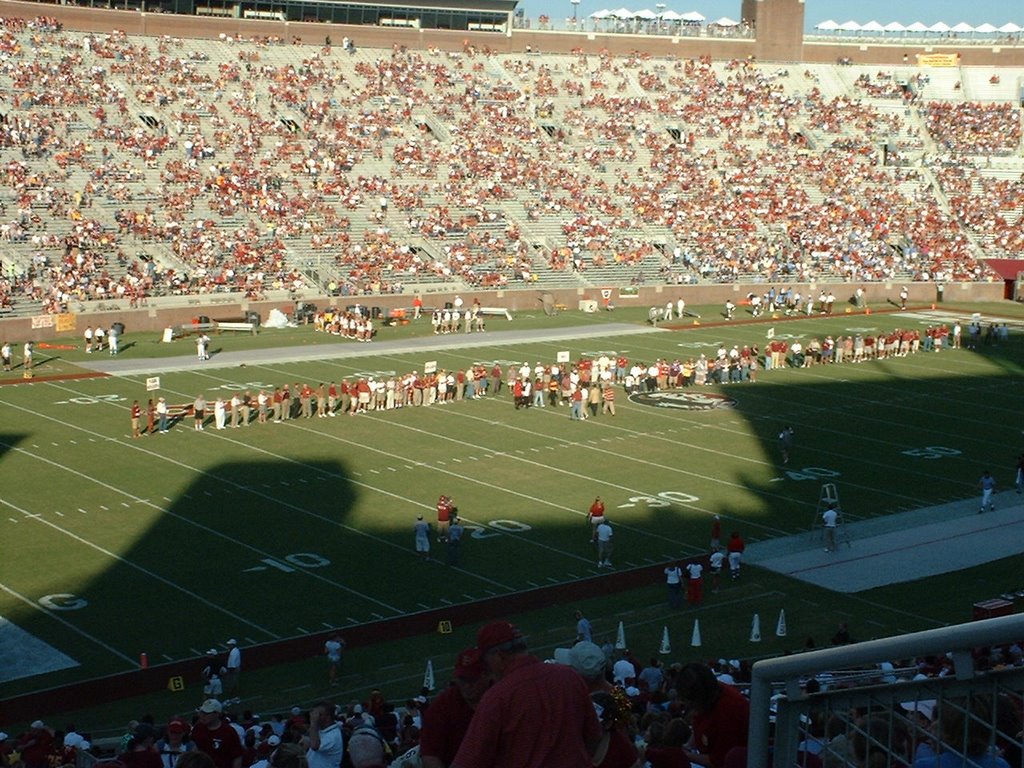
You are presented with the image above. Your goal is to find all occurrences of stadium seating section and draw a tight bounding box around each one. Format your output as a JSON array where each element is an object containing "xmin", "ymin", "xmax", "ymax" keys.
[{"xmin": 0, "ymin": 16, "xmax": 1022, "ymax": 317}]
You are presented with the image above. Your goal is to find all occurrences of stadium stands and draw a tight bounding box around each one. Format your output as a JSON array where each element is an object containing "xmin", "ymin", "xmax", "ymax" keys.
[{"xmin": 0, "ymin": 22, "xmax": 1021, "ymax": 317}]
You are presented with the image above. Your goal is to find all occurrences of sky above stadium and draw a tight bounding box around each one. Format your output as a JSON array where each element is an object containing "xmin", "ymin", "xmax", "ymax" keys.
[{"xmin": 519, "ymin": 0, "xmax": 1022, "ymax": 29}]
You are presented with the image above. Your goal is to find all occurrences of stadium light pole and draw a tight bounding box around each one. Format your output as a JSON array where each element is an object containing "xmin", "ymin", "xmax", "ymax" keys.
[{"xmin": 571, "ymin": 0, "xmax": 580, "ymax": 24}]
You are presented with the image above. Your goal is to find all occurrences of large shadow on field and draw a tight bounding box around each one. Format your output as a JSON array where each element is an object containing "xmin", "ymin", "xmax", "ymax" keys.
[
  {"xmin": 3, "ymin": 455, "xmax": 363, "ymax": 699},
  {"xmin": 5, "ymin": 333, "xmax": 1024, "ymax": 707},
  {"xmin": 654, "ymin": 337, "xmax": 1024, "ymax": 543}
]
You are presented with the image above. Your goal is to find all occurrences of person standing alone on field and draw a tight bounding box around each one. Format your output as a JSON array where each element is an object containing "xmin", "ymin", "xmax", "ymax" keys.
[
  {"xmin": 415, "ymin": 515, "xmax": 432, "ymax": 561},
  {"xmin": 324, "ymin": 633, "xmax": 345, "ymax": 685},
  {"xmin": 778, "ymin": 426, "xmax": 794, "ymax": 465},
  {"xmin": 822, "ymin": 502, "xmax": 839, "ymax": 552},
  {"xmin": 575, "ymin": 609, "xmax": 592, "ymax": 643},
  {"xmin": 978, "ymin": 470, "xmax": 996, "ymax": 513}
]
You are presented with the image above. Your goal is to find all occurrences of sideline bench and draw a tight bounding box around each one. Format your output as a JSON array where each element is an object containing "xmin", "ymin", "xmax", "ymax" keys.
[
  {"xmin": 215, "ymin": 321, "xmax": 258, "ymax": 335},
  {"xmin": 478, "ymin": 307, "xmax": 513, "ymax": 320}
]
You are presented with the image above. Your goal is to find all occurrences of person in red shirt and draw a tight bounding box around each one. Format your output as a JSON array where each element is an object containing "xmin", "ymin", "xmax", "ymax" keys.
[
  {"xmin": 420, "ymin": 648, "xmax": 491, "ymax": 768},
  {"xmin": 452, "ymin": 621, "xmax": 601, "ymax": 768},
  {"xmin": 587, "ymin": 497, "xmax": 606, "ymax": 542},
  {"xmin": 590, "ymin": 691, "xmax": 640, "ymax": 768},
  {"xmin": 16, "ymin": 721, "xmax": 53, "ymax": 768},
  {"xmin": 130, "ymin": 400, "xmax": 142, "ymax": 438},
  {"xmin": 675, "ymin": 663, "xmax": 749, "ymax": 768},
  {"xmin": 119, "ymin": 724, "xmax": 163, "ymax": 768},
  {"xmin": 726, "ymin": 531, "xmax": 745, "ymax": 581},
  {"xmin": 191, "ymin": 699, "xmax": 244, "ymax": 768},
  {"xmin": 436, "ymin": 495, "xmax": 454, "ymax": 542}
]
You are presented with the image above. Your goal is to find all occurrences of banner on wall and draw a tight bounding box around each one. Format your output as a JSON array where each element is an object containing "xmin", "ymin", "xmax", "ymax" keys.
[
  {"xmin": 55, "ymin": 313, "xmax": 77, "ymax": 333},
  {"xmin": 917, "ymin": 53, "xmax": 960, "ymax": 67}
]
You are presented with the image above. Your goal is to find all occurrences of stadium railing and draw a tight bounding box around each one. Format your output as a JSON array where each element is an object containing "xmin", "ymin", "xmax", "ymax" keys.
[{"xmin": 749, "ymin": 613, "xmax": 1024, "ymax": 768}]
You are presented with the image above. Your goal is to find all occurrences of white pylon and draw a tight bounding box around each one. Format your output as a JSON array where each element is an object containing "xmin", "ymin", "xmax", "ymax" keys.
[
  {"xmin": 423, "ymin": 659, "xmax": 435, "ymax": 692},
  {"xmin": 659, "ymin": 626, "xmax": 671, "ymax": 655},
  {"xmin": 691, "ymin": 619, "xmax": 702, "ymax": 647},
  {"xmin": 615, "ymin": 621, "xmax": 627, "ymax": 650},
  {"xmin": 776, "ymin": 609, "xmax": 787, "ymax": 638},
  {"xmin": 750, "ymin": 613, "xmax": 762, "ymax": 643}
]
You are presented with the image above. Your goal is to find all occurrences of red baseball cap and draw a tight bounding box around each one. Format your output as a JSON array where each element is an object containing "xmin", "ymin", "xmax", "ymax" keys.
[{"xmin": 476, "ymin": 621, "xmax": 522, "ymax": 653}]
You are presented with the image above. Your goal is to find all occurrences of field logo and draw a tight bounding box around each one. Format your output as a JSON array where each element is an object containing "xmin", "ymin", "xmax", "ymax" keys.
[{"xmin": 629, "ymin": 391, "xmax": 736, "ymax": 410}]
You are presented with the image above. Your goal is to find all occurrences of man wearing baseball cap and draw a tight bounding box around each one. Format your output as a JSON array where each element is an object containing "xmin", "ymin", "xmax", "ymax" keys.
[
  {"xmin": 420, "ymin": 648, "xmax": 491, "ymax": 768},
  {"xmin": 192, "ymin": 700, "xmax": 244, "ymax": 768},
  {"xmin": 452, "ymin": 621, "xmax": 601, "ymax": 768}
]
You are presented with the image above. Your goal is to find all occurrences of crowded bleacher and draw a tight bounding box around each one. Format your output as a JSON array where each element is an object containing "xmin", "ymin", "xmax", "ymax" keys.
[{"xmin": 0, "ymin": 20, "xmax": 1021, "ymax": 316}]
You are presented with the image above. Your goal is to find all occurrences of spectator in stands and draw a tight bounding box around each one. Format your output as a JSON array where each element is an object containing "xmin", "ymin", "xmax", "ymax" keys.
[
  {"xmin": 420, "ymin": 647, "xmax": 491, "ymax": 768},
  {"xmin": 673, "ymin": 662, "xmax": 749, "ymax": 768},
  {"xmin": 451, "ymin": 621, "xmax": 601, "ymax": 768},
  {"xmin": 913, "ymin": 696, "xmax": 1010, "ymax": 768},
  {"xmin": 191, "ymin": 700, "xmax": 244, "ymax": 768},
  {"xmin": 16, "ymin": 721, "xmax": 53, "ymax": 768},
  {"xmin": 850, "ymin": 715, "xmax": 910, "ymax": 768}
]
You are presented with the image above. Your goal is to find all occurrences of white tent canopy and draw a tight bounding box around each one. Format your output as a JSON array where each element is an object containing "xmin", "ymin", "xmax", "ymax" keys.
[
  {"xmin": 838, "ymin": 20, "xmax": 862, "ymax": 32},
  {"xmin": 659, "ymin": 10, "xmax": 685, "ymax": 21},
  {"xmin": 610, "ymin": 7, "xmax": 635, "ymax": 19},
  {"xmin": 633, "ymin": 8, "xmax": 657, "ymax": 19},
  {"xmin": 589, "ymin": 9, "xmax": 611, "ymax": 18},
  {"xmin": 860, "ymin": 20, "xmax": 885, "ymax": 32},
  {"xmin": 882, "ymin": 21, "xmax": 906, "ymax": 32},
  {"xmin": 928, "ymin": 21, "xmax": 951, "ymax": 32},
  {"xmin": 679, "ymin": 10, "xmax": 705, "ymax": 22},
  {"xmin": 905, "ymin": 21, "xmax": 929, "ymax": 32},
  {"xmin": 949, "ymin": 21, "xmax": 975, "ymax": 33},
  {"xmin": 998, "ymin": 22, "xmax": 1022, "ymax": 33},
  {"xmin": 815, "ymin": 19, "xmax": 839, "ymax": 30},
  {"xmin": 711, "ymin": 16, "xmax": 739, "ymax": 26},
  {"xmin": 974, "ymin": 22, "xmax": 998, "ymax": 33}
]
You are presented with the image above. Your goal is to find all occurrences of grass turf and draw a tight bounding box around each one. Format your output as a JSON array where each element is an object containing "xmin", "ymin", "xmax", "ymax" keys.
[{"xmin": 2, "ymin": 300, "xmax": 1023, "ymax": 730}]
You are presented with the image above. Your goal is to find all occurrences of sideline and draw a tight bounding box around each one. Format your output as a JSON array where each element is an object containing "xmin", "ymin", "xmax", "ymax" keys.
[
  {"xmin": 77, "ymin": 323, "xmax": 665, "ymax": 377},
  {"xmin": 747, "ymin": 491, "xmax": 1024, "ymax": 593}
]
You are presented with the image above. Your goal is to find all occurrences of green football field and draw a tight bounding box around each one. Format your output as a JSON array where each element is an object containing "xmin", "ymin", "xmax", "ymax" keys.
[{"xmin": 2, "ymin": 301, "xmax": 1023, "ymax": 728}]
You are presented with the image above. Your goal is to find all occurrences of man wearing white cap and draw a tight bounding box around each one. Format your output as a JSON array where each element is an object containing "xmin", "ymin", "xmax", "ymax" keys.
[
  {"xmin": 224, "ymin": 640, "xmax": 241, "ymax": 695},
  {"xmin": 191, "ymin": 700, "xmax": 243, "ymax": 768}
]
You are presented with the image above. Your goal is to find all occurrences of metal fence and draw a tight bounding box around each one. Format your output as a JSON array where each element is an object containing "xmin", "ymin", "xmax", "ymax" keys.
[{"xmin": 749, "ymin": 613, "xmax": 1024, "ymax": 768}]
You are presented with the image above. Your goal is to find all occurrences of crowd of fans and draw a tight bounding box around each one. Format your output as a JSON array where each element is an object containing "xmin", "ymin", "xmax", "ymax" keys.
[
  {"xmin": 0, "ymin": 22, "xmax": 1019, "ymax": 315},
  {"xmin": 3, "ymin": 625, "xmax": 1020, "ymax": 768}
]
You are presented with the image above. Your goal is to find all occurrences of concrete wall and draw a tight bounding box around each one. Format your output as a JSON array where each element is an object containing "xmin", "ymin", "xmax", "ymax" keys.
[{"xmin": 1, "ymin": 282, "xmax": 1004, "ymax": 342}]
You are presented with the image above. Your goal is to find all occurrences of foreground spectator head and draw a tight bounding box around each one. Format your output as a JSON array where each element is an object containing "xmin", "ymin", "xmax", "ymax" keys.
[
  {"xmin": 347, "ymin": 727, "xmax": 386, "ymax": 768},
  {"xmin": 554, "ymin": 641, "xmax": 607, "ymax": 682}
]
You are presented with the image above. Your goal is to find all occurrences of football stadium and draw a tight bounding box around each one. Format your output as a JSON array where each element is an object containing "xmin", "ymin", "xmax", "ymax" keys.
[{"xmin": 1, "ymin": 0, "xmax": 1024, "ymax": 765}]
